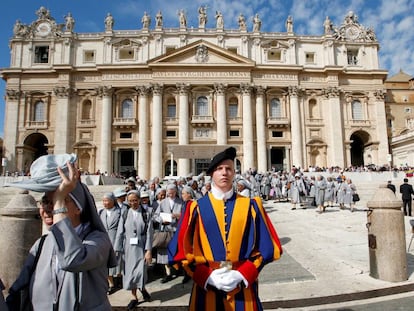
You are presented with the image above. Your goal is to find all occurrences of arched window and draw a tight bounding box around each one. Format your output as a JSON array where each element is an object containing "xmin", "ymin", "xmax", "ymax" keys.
[
  {"xmin": 121, "ymin": 99, "xmax": 133, "ymax": 118},
  {"xmin": 196, "ymin": 96, "xmax": 208, "ymax": 116},
  {"xmin": 82, "ymin": 100, "xmax": 92, "ymax": 119},
  {"xmin": 228, "ymin": 97, "xmax": 238, "ymax": 119},
  {"xmin": 351, "ymin": 100, "xmax": 363, "ymax": 120},
  {"xmin": 270, "ymin": 98, "xmax": 282, "ymax": 118},
  {"xmin": 34, "ymin": 100, "xmax": 45, "ymax": 121}
]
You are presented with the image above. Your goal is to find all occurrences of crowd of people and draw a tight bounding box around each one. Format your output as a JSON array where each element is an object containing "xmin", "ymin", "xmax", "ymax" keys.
[{"xmin": 3, "ymin": 149, "xmax": 282, "ymax": 310}]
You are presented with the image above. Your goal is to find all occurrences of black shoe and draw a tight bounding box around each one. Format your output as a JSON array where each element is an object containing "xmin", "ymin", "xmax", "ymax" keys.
[
  {"xmin": 182, "ymin": 274, "xmax": 191, "ymax": 284},
  {"xmin": 107, "ymin": 286, "xmax": 115, "ymax": 295},
  {"xmin": 141, "ymin": 289, "xmax": 151, "ymax": 302},
  {"xmin": 161, "ymin": 275, "xmax": 173, "ymax": 283},
  {"xmin": 127, "ymin": 299, "xmax": 138, "ymax": 310}
]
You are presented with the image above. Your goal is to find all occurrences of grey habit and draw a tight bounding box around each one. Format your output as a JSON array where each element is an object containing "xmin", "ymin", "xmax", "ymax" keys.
[
  {"xmin": 122, "ymin": 206, "xmax": 153, "ymax": 290},
  {"xmin": 7, "ymin": 154, "xmax": 117, "ymax": 311}
]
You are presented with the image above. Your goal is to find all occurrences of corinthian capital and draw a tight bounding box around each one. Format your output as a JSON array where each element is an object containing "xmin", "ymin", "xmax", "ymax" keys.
[
  {"xmin": 323, "ymin": 86, "xmax": 341, "ymax": 98},
  {"xmin": 6, "ymin": 89, "xmax": 21, "ymax": 100},
  {"xmin": 288, "ymin": 85, "xmax": 299, "ymax": 97},
  {"xmin": 373, "ymin": 89, "xmax": 385, "ymax": 100},
  {"xmin": 214, "ymin": 83, "xmax": 227, "ymax": 95},
  {"xmin": 135, "ymin": 85, "xmax": 150, "ymax": 96},
  {"xmin": 176, "ymin": 83, "xmax": 190, "ymax": 95},
  {"xmin": 151, "ymin": 83, "xmax": 164, "ymax": 96},
  {"xmin": 240, "ymin": 83, "xmax": 252, "ymax": 95},
  {"xmin": 98, "ymin": 85, "xmax": 113, "ymax": 97},
  {"xmin": 53, "ymin": 86, "xmax": 73, "ymax": 98},
  {"xmin": 255, "ymin": 86, "xmax": 267, "ymax": 96}
]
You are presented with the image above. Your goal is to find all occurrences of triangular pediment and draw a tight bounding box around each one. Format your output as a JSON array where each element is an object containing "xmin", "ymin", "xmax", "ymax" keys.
[{"xmin": 148, "ymin": 40, "xmax": 254, "ymax": 67}]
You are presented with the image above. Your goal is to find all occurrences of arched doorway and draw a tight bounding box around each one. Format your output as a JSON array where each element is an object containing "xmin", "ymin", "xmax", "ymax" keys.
[
  {"xmin": 20, "ymin": 133, "xmax": 48, "ymax": 173},
  {"xmin": 350, "ymin": 131, "xmax": 370, "ymax": 166}
]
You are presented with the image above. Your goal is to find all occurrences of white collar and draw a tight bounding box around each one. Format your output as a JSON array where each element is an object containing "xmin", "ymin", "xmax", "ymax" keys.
[{"xmin": 211, "ymin": 184, "xmax": 234, "ymax": 201}]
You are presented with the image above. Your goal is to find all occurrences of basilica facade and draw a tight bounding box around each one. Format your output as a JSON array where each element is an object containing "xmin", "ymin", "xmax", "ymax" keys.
[{"xmin": 1, "ymin": 7, "xmax": 389, "ymax": 179}]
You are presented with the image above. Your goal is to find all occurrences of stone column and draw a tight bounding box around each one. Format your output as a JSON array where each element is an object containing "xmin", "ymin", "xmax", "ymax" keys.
[
  {"xmin": 241, "ymin": 83, "xmax": 254, "ymax": 171},
  {"xmin": 285, "ymin": 146, "xmax": 291, "ymax": 170},
  {"xmin": 137, "ymin": 86, "xmax": 150, "ymax": 180},
  {"xmin": 289, "ymin": 86, "xmax": 303, "ymax": 168},
  {"xmin": 151, "ymin": 84, "xmax": 163, "ymax": 179},
  {"xmin": 99, "ymin": 86, "xmax": 113, "ymax": 174},
  {"xmin": 3, "ymin": 90, "xmax": 21, "ymax": 172},
  {"xmin": 374, "ymin": 90, "xmax": 390, "ymax": 165},
  {"xmin": 0, "ymin": 191, "xmax": 41, "ymax": 289},
  {"xmin": 177, "ymin": 83, "xmax": 190, "ymax": 175},
  {"xmin": 53, "ymin": 86, "xmax": 72, "ymax": 154},
  {"xmin": 255, "ymin": 86, "xmax": 267, "ymax": 172},
  {"xmin": 214, "ymin": 83, "xmax": 227, "ymax": 145},
  {"xmin": 324, "ymin": 86, "xmax": 345, "ymax": 167}
]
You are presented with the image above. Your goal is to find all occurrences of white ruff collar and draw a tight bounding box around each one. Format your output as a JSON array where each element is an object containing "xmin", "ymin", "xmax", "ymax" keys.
[{"xmin": 211, "ymin": 184, "xmax": 234, "ymax": 201}]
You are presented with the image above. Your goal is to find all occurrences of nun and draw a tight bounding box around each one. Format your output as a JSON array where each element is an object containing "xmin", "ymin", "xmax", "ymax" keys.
[{"xmin": 5, "ymin": 153, "xmax": 117, "ymax": 311}]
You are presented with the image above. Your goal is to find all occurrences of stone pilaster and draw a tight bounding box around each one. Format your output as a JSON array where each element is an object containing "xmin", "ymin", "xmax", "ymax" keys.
[
  {"xmin": 214, "ymin": 83, "xmax": 227, "ymax": 145},
  {"xmin": 289, "ymin": 86, "xmax": 303, "ymax": 168},
  {"xmin": 53, "ymin": 86, "xmax": 72, "ymax": 154},
  {"xmin": 136, "ymin": 86, "xmax": 150, "ymax": 180},
  {"xmin": 151, "ymin": 84, "xmax": 163, "ymax": 178},
  {"xmin": 255, "ymin": 86, "xmax": 267, "ymax": 172},
  {"xmin": 323, "ymin": 86, "xmax": 345, "ymax": 167},
  {"xmin": 177, "ymin": 83, "xmax": 190, "ymax": 175},
  {"xmin": 3, "ymin": 89, "xmax": 21, "ymax": 171},
  {"xmin": 99, "ymin": 86, "xmax": 113, "ymax": 174},
  {"xmin": 373, "ymin": 89, "xmax": 389, "ymax": 165},
  {"xmin": 240, "ymin": 83, "xmax": 254, "ymax": 171}
]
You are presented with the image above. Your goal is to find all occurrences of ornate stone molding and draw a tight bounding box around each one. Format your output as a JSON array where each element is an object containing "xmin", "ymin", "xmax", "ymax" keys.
[
  {"xmin": 53, "ymin": 86, "xmax": 73, "ymax": 98},
  {"xmin": 135, "ymin": 85, "xmax": 150, "ymax": 96},
  {"xmin": 373, "ymin": 89, "xmax": 385, "ymax": 100},
  {"xmin": 323, "ymin": 86, "xmax": 341, "ymax": 98},
  {"xmin": 288, "ymin": 86, "xmax": 300, "ymax": 97},
  {"xmin": 6, "ymin": 89, "xmax": 21, "ymax": 100},
  {"xmin": 151, "ymin": 83, "xmax": 164, "ymax": 96},
  {"xmin": 240, "ymin": 83, "xmax": 252, "ymax": 95},
  {"xmin": 214, "ymin": 83, "xmax": 227, "ymax": 95},
  {"xmin": 255, "ymin": 86, "xmax": 266, "ymax": 96},
  {"xmin": 176, "ymin": 83, "xmax": 190, "ymax": 95},
  {"xmin": 97, "ymin": 85, "xmax": 113, "ymax": 97}
]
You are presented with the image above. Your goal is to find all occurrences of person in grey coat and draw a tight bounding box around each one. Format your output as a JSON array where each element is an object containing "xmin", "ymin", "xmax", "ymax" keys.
[
  {"xmin": 315, "ymin": 175, "xmax": 327, "ymax": 213},
  {"xmin": 6, "ymin": 153, "xmax": 117, "ymax": 311},
  {"xmin": 123, "ymin": 190, "xmax": 153, "ymax": 309},
  {"xmin": 99, "ymin": 192, "xmax": 125, "ymax": 294}
]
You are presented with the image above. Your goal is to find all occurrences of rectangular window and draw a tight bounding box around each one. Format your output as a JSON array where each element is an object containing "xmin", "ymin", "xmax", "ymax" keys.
[
  {"xmin": 228, "ymin": 104, "xmax": 238, "ymax": 118},
  {"xmin": 272, "ymin": 131, "xmax": 283, "ymax": 138},
  {"xmin": 83, "ymin": 50, "xmax": 95, "ymax": 63},
  {"xmin": 166, "ymin": 130, "xmax": 176, "ymax": 137},
  {"xmin": 229, "ymin": 130, "xmax": 240, "ymax": 137},
  {"xmin": 120, "ymin": 132, "xmax": 132, "ymax": 139},
  {"xmin": 305, "ymin": 52, "xmax": 315, "ymax": 63},
  {"xmin": 167, "ymin": 105, "xmax": 176, "ymax": 118},
  {"xmin": 227, "ymin": 47, "xmax": 238, "ymax": 54},
  {"xmin": 165, "ymin": 46, "xmax": 176, "ymax": 54},
  {"xmin": 34, "ymin": 46, "xmax": 49, "ymax": 63},
  {"xmin": 347, "ymin": 49, "xmax": 358, "ymax": 65},
  {"xmin": 268, "ymin": 50, "xmax": 281, "ymax": 61},
  {"xmin": 119, "ymin": 48, "xmax": 134, "ymax": 60}
]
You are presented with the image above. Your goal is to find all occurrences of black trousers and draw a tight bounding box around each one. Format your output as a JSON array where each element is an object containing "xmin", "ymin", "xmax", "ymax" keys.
[{"xmin": 402, "ymin": 199, "xmax": 412, "ymax": 216}]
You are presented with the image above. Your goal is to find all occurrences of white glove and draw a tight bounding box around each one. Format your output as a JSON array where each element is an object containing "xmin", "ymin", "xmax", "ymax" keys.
[
  {"xmin": 206, "ymin": 267, "xmax": 228, "ymax": 289},
  {"xmin": 217, "ymin": 270, "xmax": 246, "ymax": 292}
]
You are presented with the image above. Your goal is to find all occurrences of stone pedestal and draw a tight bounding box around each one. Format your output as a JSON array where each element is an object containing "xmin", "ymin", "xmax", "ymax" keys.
[
  {"xmin": 366, "ymin": 185, "xmax": 407, "ymax": 282},
  {"xmin": 0, "ymin": 190, "xmax": 41, "ymax": 289}
]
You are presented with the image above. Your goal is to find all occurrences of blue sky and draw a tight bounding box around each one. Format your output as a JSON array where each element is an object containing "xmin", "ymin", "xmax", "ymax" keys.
[{"xmin": 1, "ymin": 0, "xmax": 413, "ymax": 138}]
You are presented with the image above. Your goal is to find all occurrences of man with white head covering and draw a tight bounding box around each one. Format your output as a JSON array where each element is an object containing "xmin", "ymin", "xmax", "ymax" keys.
[
  {"xmin": 6, "ymin": 154, "xmax": 116, "ymax": 311},
  {"xmin": 168, "ymin": 147, "xmax": 282, "ymax": 310}
]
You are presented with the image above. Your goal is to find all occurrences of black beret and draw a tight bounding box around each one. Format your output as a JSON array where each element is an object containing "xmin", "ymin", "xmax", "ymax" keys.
[{"xmin": 206, "ymin": 147, "xmax": 236, "ymax": 175}]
